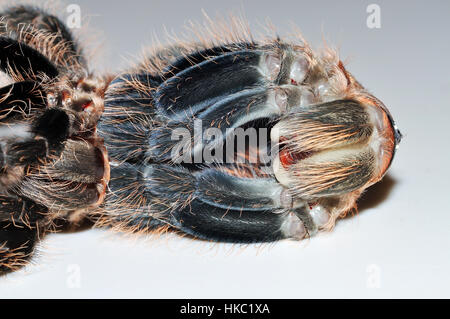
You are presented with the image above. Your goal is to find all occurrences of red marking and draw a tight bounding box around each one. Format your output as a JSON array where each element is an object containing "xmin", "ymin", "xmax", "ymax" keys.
[
  {"xmin": 82, "ymin": 101, "xmax": 93, "ymax": 110},
  {"xmin": 279, "ymin": 148, "xmax": 313, "ymax": 169},
  {"xmin": 291, "ymin": 79, "xmax": 298, "ymax": 85},
  {"xmin": 61, "ymin": 90, "xmax": 71, "ymax": 101},
  {"xmin": 308, "ymin": 202, "xmax": 318, "ymax": 210},
  {"xmin": 280, "ymin": 148, "xmax": 296, "ymax": 168},
  {"xmin": 278, "ymin": 136, "xmax": 314, "ymax": 169}
]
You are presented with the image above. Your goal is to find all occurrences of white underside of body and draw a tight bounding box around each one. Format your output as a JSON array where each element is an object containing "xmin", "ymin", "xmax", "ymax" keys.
[{"xmin": 0, "ymin": 71, "xmax": 14, "ymax": 89}]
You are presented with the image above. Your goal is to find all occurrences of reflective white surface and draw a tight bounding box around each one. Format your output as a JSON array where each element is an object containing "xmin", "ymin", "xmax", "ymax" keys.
[{"xmin": 0, "ymin": 0, "xmax": 449, "ymax": 298}]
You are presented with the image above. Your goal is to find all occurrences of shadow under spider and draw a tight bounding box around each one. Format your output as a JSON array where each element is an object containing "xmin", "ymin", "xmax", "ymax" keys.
[
  {"xmin": 53, "ymin": 217, "xmax": 95, "ymax": 234},
  {"xmin": 356, "ymin": 174, "xmax": 398, "ymax": 213}
]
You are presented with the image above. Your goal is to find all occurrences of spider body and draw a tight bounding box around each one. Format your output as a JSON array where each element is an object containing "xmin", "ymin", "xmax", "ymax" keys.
[
  {"xmin": 99, "ymin": 38, "xmax": 401, "ymax": 243},
  {"xmin": 0, "ymin": 5, "xmax": 401, "ymax": 275}
]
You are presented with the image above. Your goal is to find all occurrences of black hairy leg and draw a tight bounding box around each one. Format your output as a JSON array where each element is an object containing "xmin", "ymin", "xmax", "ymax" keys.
[
  {"xmin": 0, "ymin": 196, "xmax": 47, "ymax": 275},
  {"xmin": 0, "ymin": 222, "xmax": 39, "ymax": 275},
  {"xmin": 0, "ymin": 4, "xmax": 86, "ymax": 69},
  {"xmin": 101, "ymin": 162, "xmax": 309, "ymax": 242}
]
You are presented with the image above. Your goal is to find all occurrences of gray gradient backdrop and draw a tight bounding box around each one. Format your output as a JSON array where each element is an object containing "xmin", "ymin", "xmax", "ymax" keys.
[{"xmin": 0, "ymin": 0, "xmax": 449, "ymax": 298}]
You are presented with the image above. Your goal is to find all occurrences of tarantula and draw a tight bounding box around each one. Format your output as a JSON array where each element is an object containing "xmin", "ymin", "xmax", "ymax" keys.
[{"xmin": 0, "ymin": 5, "xmax": 401, "ymax": 275}]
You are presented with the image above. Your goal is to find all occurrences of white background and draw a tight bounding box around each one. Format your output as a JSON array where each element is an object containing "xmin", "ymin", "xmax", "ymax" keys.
[{"xmin": 0, "ymin": 0, "xmax": 449, "ymax": 298}]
